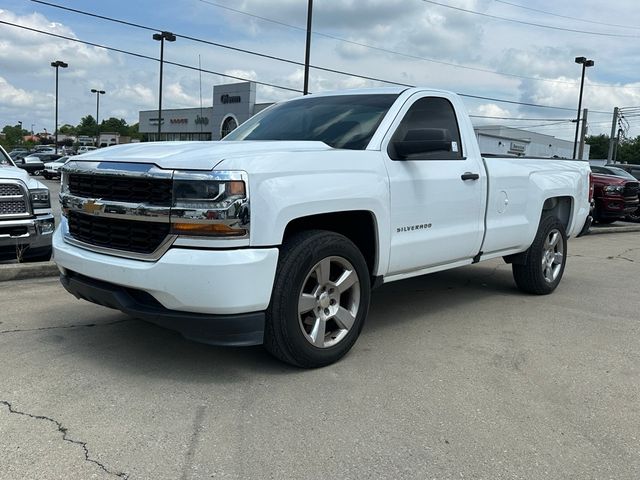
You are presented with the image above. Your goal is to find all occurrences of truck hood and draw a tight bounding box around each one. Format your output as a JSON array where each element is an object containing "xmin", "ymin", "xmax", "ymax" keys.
[
  {"xmin": 592, "ymin": 173, "xmax": 629, "ymax": 185},
  {"xmin": 73, "ymin": 141, "xmax": 333, "ymax": 170},
  {"xmin": 0, "ymin": 164, "xmax": 47, "ymax": 190}
]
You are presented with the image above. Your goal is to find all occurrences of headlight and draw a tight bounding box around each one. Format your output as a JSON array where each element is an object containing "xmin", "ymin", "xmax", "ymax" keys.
[
  {"xmin": 30, "ymin": 189, "xmax": 51, "ymax": 209},
  {"xmin": 603, "ymin": 185, "xmax": 624, "ymax": 195},
  {"xmin": 171, "ymin": 171, "xmax": 249, "ymax": 237}
]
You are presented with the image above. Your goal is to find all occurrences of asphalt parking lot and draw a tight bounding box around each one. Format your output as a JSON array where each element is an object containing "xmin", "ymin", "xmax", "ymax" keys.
[{"xmin": 1, "ymin": 231, "xmax": 639, "ymax": 479}]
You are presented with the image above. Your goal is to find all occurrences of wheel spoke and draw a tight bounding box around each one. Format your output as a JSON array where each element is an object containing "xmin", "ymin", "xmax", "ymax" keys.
[
  {"xmin": 309, "ymin": 318, "xmax": 327, "ymax": 347},
  {"xmin": 543, "ymin": 266, "xmax": 552, "ymax": 282},
  {"xmin": 548, "ymin": 231, "xmax": 559, "ymax": 249},
  {"xmin": 315, "ymin": 258, "xmax": 331, "ymax": 285},
  {"xmin": 553, "ymin": 252, "xmax": 564, "ymax": 265},
  {"xmin": 298, "ymin": 293, "xmax": 316, "ymax": 315},
  {"xmin": 334, "ymin": 306, "xmax": 356, "ymax": 331},
  {"xmin": 334, "ymin": 269, "xmax": 357, "ymax": 294}
]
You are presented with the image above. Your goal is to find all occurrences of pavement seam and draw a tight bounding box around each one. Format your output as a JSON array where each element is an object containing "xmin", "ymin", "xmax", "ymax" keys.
[
  {"xmin": 0, "ymin": 319, "xmax": 128, "ymax": 335},
  {"xmin": 0, "ymin": 400, "xmax": 129, "ymax": 479}
]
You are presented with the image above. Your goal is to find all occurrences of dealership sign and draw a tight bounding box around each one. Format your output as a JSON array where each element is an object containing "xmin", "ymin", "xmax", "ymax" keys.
[
  {"xmin": 220, "ymin": 94, "xmax": 241, "ymax": 104},
  {"xmin": 170, "ymin": 118, "xmax": 188, "ymax": 124},
  {"xmin": 195, "ymin": 115, "xmax": 209, "ymax": 125}
]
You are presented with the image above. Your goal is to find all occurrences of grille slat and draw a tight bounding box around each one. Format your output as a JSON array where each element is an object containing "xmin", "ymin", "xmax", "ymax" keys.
[
  {"xmin": 68, "ymin": 211, "xmax": 169, "ymax": 254},
  {"xmin": 68, "ymin": 174, "xmax": 172, "ymax": 205},
  {"xmin": 0, "ymin": 183, "xmax": 28, "ymax": 216}
]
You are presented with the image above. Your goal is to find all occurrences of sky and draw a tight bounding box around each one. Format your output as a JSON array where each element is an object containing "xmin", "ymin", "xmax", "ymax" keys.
[{"xmin": 1, "ymin": 0, "xmax": 639, "ymax": 141}]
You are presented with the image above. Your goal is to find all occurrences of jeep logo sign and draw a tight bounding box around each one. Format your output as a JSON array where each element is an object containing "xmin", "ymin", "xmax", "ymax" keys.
[{"xmin": 220, "ymin": 94, "xmax": 241, "ymax": 104}]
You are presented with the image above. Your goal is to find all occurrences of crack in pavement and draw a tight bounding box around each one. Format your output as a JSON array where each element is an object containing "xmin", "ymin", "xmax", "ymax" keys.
[
  {"xmin": 0, "ymin": 400, "xmax": 129, "ymax": 479},
  {"xmin": 0, "ymin": 319, "xmax": 128, "ymax": 335},
  {"xmin": 607, "ymin": 247, "xmax": 640, "ymax": 263}
]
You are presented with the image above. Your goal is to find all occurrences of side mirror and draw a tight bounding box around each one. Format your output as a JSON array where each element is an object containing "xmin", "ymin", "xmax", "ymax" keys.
[{"xmin": 393, "ymin": 128, "xmax": 452, "ymax": 159}]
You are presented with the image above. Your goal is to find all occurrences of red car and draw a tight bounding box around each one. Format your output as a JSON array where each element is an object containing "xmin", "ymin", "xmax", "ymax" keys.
[{"xmin": 590, "ymin": 168, "xmax": 640, "ymax": 223}]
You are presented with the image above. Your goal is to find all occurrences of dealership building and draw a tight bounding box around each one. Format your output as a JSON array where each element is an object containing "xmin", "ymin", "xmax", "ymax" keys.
[
  {"xmin": 140, "ymin": 81, "xmax": 588, "ymax": 159},
  {"xmin": 139, "ymin": 82, "xmax": 272, "ymax": 141}
]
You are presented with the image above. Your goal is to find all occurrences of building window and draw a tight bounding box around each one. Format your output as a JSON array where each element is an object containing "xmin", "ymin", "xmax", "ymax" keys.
[{"xmin": 221, "ymin": 116, "xmax": 238, "ymax": 138}]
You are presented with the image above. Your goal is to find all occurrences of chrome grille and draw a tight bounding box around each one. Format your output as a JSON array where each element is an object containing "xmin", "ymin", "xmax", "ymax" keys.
[{"xmin": 68, "ymin": 211, "xmax": 170, "ymax": 254}]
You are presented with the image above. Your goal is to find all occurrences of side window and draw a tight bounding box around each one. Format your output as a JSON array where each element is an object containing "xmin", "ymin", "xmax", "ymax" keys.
[{"xmin": 388, "ymin": 97, "xmax": 463, "ymax": 160}]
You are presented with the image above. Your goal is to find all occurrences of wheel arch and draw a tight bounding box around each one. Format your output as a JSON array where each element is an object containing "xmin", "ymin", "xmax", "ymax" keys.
[
  {"xmin": 282, "ymin": 210, "xmax": 379, "ymax": 278},
  {"xmin": 541, "ymin": 195, "xmax": 573, "ymax": 231}
]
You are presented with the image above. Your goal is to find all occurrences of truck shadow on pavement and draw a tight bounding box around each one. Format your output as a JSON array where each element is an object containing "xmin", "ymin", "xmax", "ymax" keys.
[{"xmin": 47, "ymin": 261, "xmax": 523, "ymax": 379}]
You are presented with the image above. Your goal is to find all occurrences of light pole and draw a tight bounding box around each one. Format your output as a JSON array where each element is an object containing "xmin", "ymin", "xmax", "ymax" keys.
[
  {"xmin": 572, "ymin": 56, "xmax": 594, "ymax": 159},
  {"xmin": 303, "ymin": 0, "xmax": 313, "ymax": 95},
  {"xmin": 91, "ymin": 89, "xmax": 106, "ymax": 146},
  {"xmin": 17, "ymin": 121, "xmax": 22, "ymax": 145},
  {"xmin": 51, "ymin": 60, "xmax": 68, "ymax": 154},
  {"xmin": 152, "ymin": 31, "xmax": 176, "ymax": 141}
]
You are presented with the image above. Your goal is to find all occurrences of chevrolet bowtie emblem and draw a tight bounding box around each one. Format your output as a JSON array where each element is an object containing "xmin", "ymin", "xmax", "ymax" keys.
[{"xmin": 83, "ymin": 199, "xmax": 104, "ymax": 215}]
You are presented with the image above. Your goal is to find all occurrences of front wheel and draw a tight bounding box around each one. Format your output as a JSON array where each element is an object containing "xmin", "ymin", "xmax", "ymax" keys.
[
  {"xmin": 264, "ymin": 230, "xmax": 371, "ymax": 368},
  {"xmin": 512, "ymin": 217, "xmax": 567, "ymax": 295}
]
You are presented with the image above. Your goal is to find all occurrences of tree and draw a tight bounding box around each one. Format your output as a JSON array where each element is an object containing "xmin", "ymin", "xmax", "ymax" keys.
[
  {"xmin": 586, "ymin": 134, "xmax": 609, "ymax": 159},
  {"xmin": 59, "ymin": 124, "xmax": 77, "ymax": 135},
  {"xmin": 0, "ymin": 124, "xmax": 27, "ymax": 150},
  {"xmin": 617, "ymin": 136, "xmax": 640, "ymax": 165},
  {"xmin": 76, "ymin": 115, "xmax": 97, "ymax": 136},
  {"xmin": 99, "ymin": 117, "xmax": 129, "ymax": 135}
]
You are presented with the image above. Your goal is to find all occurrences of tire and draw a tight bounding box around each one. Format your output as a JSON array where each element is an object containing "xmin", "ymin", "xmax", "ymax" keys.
[
  {"xmin": 43, "ymin": 172, "xmax": 51, "ymax": 180},
  {"xmin": 264, "ymin": 230, "xmax": 371, "ymax": 368},
  {"xmin": 19, "ymin": 246, "xmax": 52, "ymax": 263},
  {"xmin": 625, "ymin": 207, "xmax": 640, "ymax": 223},
  {"xmin": 512, "ymin": 216, "xmax": 567, "ymax": 295},
  {"xmin": 595, "ymin": 218, "xmax": 616, "ymax": 225}
]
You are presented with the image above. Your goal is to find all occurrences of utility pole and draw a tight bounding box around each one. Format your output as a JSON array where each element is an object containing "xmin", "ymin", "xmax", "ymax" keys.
[
  {"xmin": 578, "ymin": 108, "xmax": 588, "ymax": 160},
  {"xmin": 607, "ymin": 107, "xmax": 618, "ymax": 162},
  {"xmin": 613, "ymin": 128, "xmax": 622, "ymax": 162},
  {"xmin": 303, "ymin": 0, "xmax": 313, "ymax": 95}
]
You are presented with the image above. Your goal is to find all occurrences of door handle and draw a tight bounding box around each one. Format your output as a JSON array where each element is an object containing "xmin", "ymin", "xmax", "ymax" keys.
[{"xmin": 461, "ymin": 172, "xmax": 480, "ymax": 181}]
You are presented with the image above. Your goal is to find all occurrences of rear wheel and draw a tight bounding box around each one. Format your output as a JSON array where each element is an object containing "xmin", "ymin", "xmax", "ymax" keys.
[
  {"xmin": 512, "ymin": 217, "xmax": 567, "ymax": 295},
  {"xmin": 264, "ymin": 230, "xmax": 370, "ymax": 368}
]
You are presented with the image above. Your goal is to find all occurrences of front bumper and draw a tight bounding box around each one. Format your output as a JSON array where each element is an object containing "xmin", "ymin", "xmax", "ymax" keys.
[
  {"xmin": 53, "ymin": 219, "xmax": 279, "ymax": 315},
  {"xmin": 0, "ymin": 215, "xmax": 55, "ymax": 257},
  {"xmin": 60, "ymin": 271, "xmax": 265, "ymax": 346}
]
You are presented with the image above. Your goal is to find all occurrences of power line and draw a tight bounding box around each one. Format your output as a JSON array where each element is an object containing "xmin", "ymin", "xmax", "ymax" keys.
[
  {"xmin": 0, "ymin": 16, "xmax": 613, "ymax": 114},
  {"xmin": 491, "ymin": 0, "xmax": 640, "ymax": 31},
  {"xmin": 33, "ymin": 0, "xmax": 640, "ymax": 92},
  {"xmin": 195, "ymin": 0, "xmax": 640, "ymax": 90},
  {"xmin": 421, "ymin": 0, "xmax": 640, "ymax": 38},
  {"xmin": 470, "ymin": 115, "xmax": 572, "ymax": 121},
  {"xmin": 0, "ymin": 20, "xmax": 302, "ymax": 93}
]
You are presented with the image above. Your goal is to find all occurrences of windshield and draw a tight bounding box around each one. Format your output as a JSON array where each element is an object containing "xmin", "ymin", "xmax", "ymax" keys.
[
  {"xmin": 223, "ymin": 94, "xmax": 400, "ymax": 150},
  {"xmin": 592, "ymin": 166, "xmax": 637, "ymax": 180},
  {"xmin": 0, "ymin": 148, "xmax": 15, "ymax": 166}
]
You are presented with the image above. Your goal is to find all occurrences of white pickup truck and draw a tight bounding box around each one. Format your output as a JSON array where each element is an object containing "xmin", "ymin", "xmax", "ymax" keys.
[
  {"xmin": 54, "ymin": 87, "xmax": 591, "ymax": 367},
  {"xmin": 1, "ymin": 147, "xmax": 55, "ymax": 262}
]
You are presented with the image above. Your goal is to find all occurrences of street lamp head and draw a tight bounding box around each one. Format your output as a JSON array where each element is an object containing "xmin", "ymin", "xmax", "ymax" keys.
[
  {"xmin": 575, "ymin": 56, "xmax": 587, "ymax": 64},
  {"xmin": 585, "ymin": 60, "xmax": 595, "ymax": 67},
  {"xmin": 51, "ymin": 60, "xmax": 68, "ymax": 68},
  {"xmin": 153, "ymin": 31, "xmax": 176, "ymax": 42},
  {"xmin": 91, "ymin": 89, "xmax": 106, "ymax": 94}
]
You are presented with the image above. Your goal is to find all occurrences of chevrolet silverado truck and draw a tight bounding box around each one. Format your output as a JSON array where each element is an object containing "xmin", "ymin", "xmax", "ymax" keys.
[
  {"xmin": 54, "ymin": 88, "xmax": 591, "ymax": 367},
  {"xmin": 1, "ymin": 147, "xmax": 54, "ymax": 262}
]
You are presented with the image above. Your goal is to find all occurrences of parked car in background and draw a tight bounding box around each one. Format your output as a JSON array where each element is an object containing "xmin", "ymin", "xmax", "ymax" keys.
[
  {"xmin": 43, "ymin": 156, "xmax": 71, "ymax": 179},
  {"xmin": 592, "ymin": 165, "xmax": 640, "ymax": 222},
  {"xmin": 607, "ymin": 163, "xmax": 640, "ymax": 180},
  {"xmin": 14, "ymin": 152, "xmax": 62, "ymax": 175},
  {"xmin": 0, "ymin": 146, "xmax": 55, "ymax": 262},
  {"xmin": 590, "ymin": 169, "xmax": 640, "ymax": 224},
  {"xmin": 76, "ymin": 146, "xmax": 97, "ymax": 155}
]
